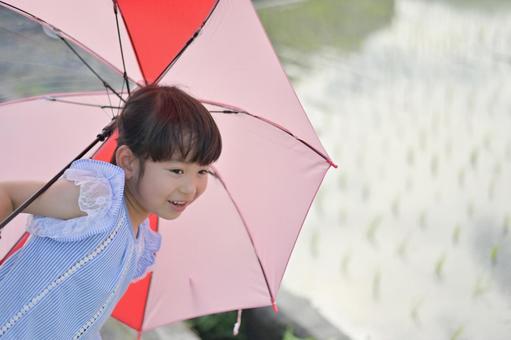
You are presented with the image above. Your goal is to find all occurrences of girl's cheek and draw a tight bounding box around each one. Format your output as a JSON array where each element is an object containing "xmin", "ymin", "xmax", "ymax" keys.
[{"xmin": 197, "ymin": 178, "xmax": 208, "ymax": 197}]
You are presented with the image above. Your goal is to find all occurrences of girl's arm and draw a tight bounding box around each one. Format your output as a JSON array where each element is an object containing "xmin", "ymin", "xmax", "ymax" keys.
[{"xmin": 0, "ymin": 180, "xmax": 87, "ymax": 222}]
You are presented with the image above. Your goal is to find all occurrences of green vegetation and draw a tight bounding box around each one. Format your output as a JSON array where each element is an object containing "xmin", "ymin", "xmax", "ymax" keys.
[
  {"xmin": 451, "ymin": 224, "xmax": 461, "ymax": 245},
  {"xmin": 257, "ymin": 0, "xmax": 394, "ymax": 67},
  {"xmin": 490, "ymin": 245, "xmax": 499, "ymax": 266},
  {"xmin": 187, "ymin": 312, "xmax": 316, "ymax": 340},
  {"xmin": 187, "ymin": 312, "xmax": 248, "ymax": 340},
  {"xmin": 282, "ymin": 326, "xmax": 315, "ymax": 340},
  {"xmin": 449, "ymin": 325, "xmax": 464, "ymax": 340},
  {"xmin": 434, "ymin": 253, "xmax": 447, "ymax": 280}
]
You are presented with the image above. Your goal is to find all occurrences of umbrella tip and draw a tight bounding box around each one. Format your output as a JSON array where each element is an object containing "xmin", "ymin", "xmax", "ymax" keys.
[
  {"xmin": 327, "ymin": 158, "xmax": 339, "ymax": 169},
  {"xmin": 272, "ymin": 300, "xmax": 279, "ymax": 314}
]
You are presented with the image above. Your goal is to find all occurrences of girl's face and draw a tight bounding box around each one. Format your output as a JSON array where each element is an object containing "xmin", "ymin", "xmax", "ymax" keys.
[{"xmin": 130, "ymin": 158, "xmax": 210, "ymax": 220}]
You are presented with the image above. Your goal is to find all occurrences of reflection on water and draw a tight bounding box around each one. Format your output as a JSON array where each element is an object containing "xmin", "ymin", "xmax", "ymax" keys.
[{"xmin": 256, "ymin": 0, "xmax": 511, "ymax": 339}]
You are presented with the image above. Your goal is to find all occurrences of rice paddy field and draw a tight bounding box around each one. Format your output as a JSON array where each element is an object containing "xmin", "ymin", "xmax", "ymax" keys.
[{"xmin": 256, "ymin": 0, "xmax": 511, "ymax": 339}]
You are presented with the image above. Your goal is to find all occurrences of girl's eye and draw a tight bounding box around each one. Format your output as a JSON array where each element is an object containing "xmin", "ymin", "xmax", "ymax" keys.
[
  {"xmin": 199, "ymin": 169, "xmax": 210, "ymax": 175},
  {"xmin": 170, "ymin": 169, "xmax": 184, "ymax": 175}
]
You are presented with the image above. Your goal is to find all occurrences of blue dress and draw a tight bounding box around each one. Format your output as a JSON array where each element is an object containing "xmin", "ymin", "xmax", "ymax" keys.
[{"xmin": 0, "ymin": 159, "xmax": 161, "ymax": 339}]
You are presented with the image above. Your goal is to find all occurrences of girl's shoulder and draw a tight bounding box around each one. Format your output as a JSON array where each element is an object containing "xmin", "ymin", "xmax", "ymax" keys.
[
  {"xmin": 64, "ymin": 159, "xmax": 124, "ymax": 183},
  {"xmin": 27, "ymin": 159, "xmax": 126, "ymax": 242}
]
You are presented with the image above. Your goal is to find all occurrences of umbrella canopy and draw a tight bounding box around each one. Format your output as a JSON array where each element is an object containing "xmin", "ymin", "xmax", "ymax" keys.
[{"xmin": 0, "ymin": 0, "xmax": 336, "ymax": 335}]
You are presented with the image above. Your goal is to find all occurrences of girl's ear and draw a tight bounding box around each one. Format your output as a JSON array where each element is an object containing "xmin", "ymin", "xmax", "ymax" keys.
[{"xmin": 115, "ymin": 145, "xmax": 139, "ymax": 179}]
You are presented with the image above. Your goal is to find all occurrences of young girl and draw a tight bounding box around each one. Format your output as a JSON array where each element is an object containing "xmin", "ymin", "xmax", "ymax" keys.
[{"xmin": 0, "ymin": 85, "xmax": 222, "ymax": 339}]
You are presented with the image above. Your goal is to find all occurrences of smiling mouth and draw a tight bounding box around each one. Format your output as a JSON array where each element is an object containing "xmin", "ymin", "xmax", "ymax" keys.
[
  {"xmin": 169, "ymin": 200, "xmax": 188, "ymax": 213},
  {"xmin": 169, "ymin": 200, "xmax": 188, "ymax": 207}
]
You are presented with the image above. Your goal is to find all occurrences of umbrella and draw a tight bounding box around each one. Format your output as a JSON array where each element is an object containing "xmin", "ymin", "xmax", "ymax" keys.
[{"xmin": 0, "ymin": 0, "xmax": 337, "ymax": 337}]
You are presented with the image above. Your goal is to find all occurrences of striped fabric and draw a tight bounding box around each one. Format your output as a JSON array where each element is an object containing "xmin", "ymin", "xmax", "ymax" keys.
[{"xmin": 0, "ymin": 160, "xmax": 158, "ymax": 339}]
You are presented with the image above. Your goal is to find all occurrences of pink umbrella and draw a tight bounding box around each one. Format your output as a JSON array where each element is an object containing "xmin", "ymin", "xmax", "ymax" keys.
[{"xmin": 0, "ymin": 0, "xmax": 337, "ymax": 337}]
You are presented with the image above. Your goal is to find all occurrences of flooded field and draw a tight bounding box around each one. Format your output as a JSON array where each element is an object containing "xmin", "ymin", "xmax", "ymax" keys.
[{"xmin": 256, "ymin": 0, "xmax": 511, "ymax": 339}]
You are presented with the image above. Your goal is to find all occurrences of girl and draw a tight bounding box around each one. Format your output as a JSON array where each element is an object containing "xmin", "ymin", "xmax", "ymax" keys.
[{"xmin": 0, "ymin": 85, "xmax": 222, "ymax": 339}]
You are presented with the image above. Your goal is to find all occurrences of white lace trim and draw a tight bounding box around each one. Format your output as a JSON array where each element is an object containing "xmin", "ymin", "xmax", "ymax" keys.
[
  {"xmin": 64, "ymin": 168, "xmax": 112, "ymax": 218},
  {"xmin": 0, "ymin": 215, "xmax": 125, "ymax": 337},
  {"xmin": 26, "ymin": 160, "xmax": 125, "ymax": 242}
]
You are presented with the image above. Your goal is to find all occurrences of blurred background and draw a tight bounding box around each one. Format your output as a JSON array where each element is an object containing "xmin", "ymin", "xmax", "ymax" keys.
[
  {"xmin": 2, "ymin": 0, "xmax": 511, "ymax": 339},
  {"xmin": 257, "ymin": 1, "xmax": 511, "ymax": 340}
]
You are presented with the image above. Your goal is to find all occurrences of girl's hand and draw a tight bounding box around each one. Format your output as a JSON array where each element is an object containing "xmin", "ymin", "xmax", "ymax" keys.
[{"xmin": 0, "ymin": 180, "xmax": 87, "ymax": 221}]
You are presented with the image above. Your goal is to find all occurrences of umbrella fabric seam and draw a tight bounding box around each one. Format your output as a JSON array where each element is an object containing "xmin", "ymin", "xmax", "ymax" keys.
[
  {"xmin": 153, "ymin": 0, "xmax": 221, "ymax": 85},
  {"xmin": 0, "ymin": 90, "xmax": 128, "ymax": 108},
  {"xmin": 211, "ymin": 167, "xmax": 276, "ymax": 306},
  {"xmin": 204, "ymin": 99, "xmax": 336, "ymax": 167}
]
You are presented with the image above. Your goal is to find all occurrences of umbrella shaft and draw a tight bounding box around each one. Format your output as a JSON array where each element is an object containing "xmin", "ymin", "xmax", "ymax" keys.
[{"xmin": 0, "ymin": 118, "xmax": 117, "ymax": 233}]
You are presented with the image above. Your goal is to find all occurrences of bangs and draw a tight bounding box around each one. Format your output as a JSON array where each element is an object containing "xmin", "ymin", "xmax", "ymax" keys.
[{"xmin": 146, "ymin": 116, "xmax": 222, "ymax": 166}]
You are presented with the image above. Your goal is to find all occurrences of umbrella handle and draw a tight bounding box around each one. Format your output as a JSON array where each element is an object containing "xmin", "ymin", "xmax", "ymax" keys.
[
  {"xmin": 233, "ymin": 309, "xmax": 242, "ymax": 336},
  {"xmin": 0, "ymin": 117, "xmax": 118, "ymax": 236}
]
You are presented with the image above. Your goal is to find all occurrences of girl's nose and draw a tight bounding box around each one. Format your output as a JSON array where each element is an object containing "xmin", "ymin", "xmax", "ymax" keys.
[{"xmin": 178, "ymin": 178, "xmax": 196, "ymax": 195}]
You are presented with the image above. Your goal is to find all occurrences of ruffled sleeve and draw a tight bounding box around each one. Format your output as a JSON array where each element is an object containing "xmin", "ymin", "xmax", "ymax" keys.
[
  {"xmin": 26, "ymin": 159, "xmax": 125, "ymax": 242},
  {"xmin": 132, "ymin": 220, "xmax": 162, "ymax": 281}
]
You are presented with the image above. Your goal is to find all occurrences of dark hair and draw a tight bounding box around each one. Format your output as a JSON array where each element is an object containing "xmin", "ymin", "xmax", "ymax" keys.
[{"xmin": 111, "ymin": 85, "xmax": 222, "ymax": 172}]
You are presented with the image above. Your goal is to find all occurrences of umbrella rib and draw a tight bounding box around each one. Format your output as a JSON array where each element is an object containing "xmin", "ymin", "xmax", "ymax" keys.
[
  {"xmin": 113, "ymin": 1, "xmax": 130, "ymax": 96},
  {"xmin": 0, "ymin": 1, "xmax": 143, "ymax": 90},
  {"xmin": 0, "ymin": 117, "xmax": 118, "ymax": 232},
  {"xmin": 113, "ymin": 3, "xmax": 147, "ymax": 85},
  {"xmin": 115, "ymin": 72, "xmax": 126, "ymax": 118},
  {"xmin": 209, "ymin": 167, "xmax": 277, "ymax": 310},
  {"xmin": 57, "ymin": 35, "xmax": 126, "ymax": 104},
  {"xmin": 248, "ymin": 112, "xmax": 338, "ymax": 168},
  {"xmin": 204, "ymin": 100, "xmax": 338, "ymax": 168},
  {"xmin": 0, "ymin": 2, "xmax": 126, "ymax": 103},
  {"xmin": 43, "ymin": 96, "xmax": 121, "ymax": 109},
  {"xmin": 153, "ymin": 0, "xmax": 221, "ymax": 84}
]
